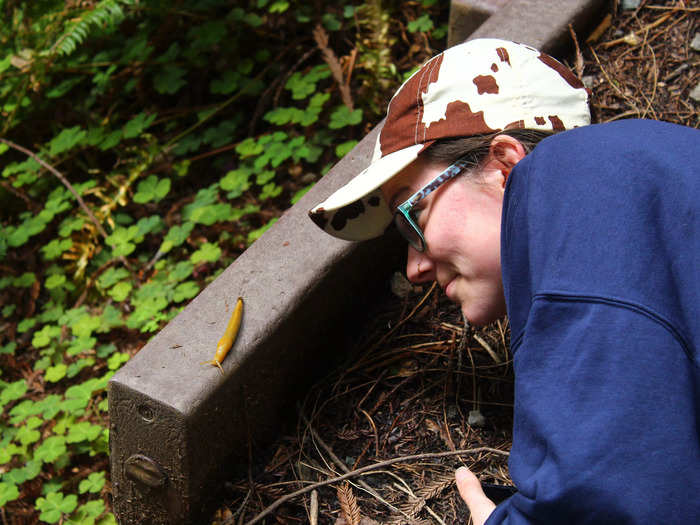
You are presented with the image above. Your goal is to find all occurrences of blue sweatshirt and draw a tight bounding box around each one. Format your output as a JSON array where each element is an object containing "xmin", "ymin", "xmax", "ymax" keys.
[{"xmin": 489, "ymin": 120, "xmax": 699, "ymax": 524}]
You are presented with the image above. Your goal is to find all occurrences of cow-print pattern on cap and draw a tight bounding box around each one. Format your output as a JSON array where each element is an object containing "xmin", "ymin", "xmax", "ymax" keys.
[
  {"xmin": 331, "ymin": 200, "xmax": 365, "ymax": 231},
  {"xmin": 378, "ymin": 54, "xmax": 445, "ymax": 158},
  {"xmin": 308, "ymin": 38, "xmax": 591, "ymax": 242},
  {"xmin": 375, "ymin": 39, "xmax": 590, "ymax": 160},
  {"xmin": 309, "ymin": 208, "xmax": 328, "ymax": 230},
  {"xmin": 473, "ymin": 75, "xmax": 499, "ymax": 95},
  {"xmin": 496, "ymin": 47, "xmax": 511, "ymax": 65}
]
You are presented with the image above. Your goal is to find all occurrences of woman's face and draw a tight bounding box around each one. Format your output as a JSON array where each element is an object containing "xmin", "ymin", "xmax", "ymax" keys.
[{"xmin": 381, "ymin": 138, "xmax": 523, "ymax": 325}]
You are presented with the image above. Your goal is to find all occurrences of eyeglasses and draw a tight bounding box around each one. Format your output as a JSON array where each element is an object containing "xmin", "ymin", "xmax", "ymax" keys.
[{"xmin": 394, "ymin": 156, "xmax": 471, "ymax": 252}]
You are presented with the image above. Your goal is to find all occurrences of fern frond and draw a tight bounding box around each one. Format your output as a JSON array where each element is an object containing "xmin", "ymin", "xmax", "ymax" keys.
[{"xmin": 51, "ymin": 0, "xmax": 136, "ymax": 57}]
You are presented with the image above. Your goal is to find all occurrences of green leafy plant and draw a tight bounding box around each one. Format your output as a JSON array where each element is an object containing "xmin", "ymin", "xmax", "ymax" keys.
[
  {"xmin": 36, "ymin": 491, "xmax": 78, "ymax": 523},
  {"xmin": 0, "ymin": 1, "xmax": 447, "ymax": 522},
  {"xmin": 52, "ymin": 0, "xmax": 137, "ymax": 57}
]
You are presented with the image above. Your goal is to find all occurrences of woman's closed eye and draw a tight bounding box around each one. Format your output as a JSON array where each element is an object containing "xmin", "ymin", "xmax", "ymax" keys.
[{"xmin": 412, "ymin": 206, "xmax": 425, "ymax": 225}]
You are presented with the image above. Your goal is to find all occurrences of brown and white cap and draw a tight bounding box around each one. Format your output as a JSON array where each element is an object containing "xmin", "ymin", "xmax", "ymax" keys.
[{"xmin": 309, "ymin": 38, "xmax": 590, "ymax": 241}]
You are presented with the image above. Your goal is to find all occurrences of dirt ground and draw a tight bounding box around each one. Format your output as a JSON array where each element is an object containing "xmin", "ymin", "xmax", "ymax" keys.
[{"xmin": 213, "ymin": 1, "xmax": 698, "ymax": 524}]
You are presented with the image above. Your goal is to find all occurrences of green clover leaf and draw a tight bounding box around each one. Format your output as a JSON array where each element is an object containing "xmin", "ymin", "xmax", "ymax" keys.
[
  {"xmin": 407, "ymin": 14, "xmax": 434, "ymax": 33},
  {"xmin": 163, "ymin": 223, "xmax": 195, "ymax": 250},
  {"xmin": 153, "ymin": 65, "xmax": 186, "ymax": 95},
  {"xmin": 248, "ymin": 218, "xmax": 278, "ymax": 243},
  {"xmin": 4, "ymin": 460, "xmax": 41, "ymax": 485},
  {"xmin": 263, "ymin": 106, "xmax": 304, "ymax": 126},
  {"xmin": 321, "ymin": 13, "xmax": 341, "ymax": 31},
  {"xmin": 66, "ymin": 421, "xmax": 103, "ymax": 443},
  {"xmin": 285, "ymin": 65, "xmax": 330, "ymax": 100},
  {"xmin": 67, "ymin": 336, "xmax": 97, "ymax": 357},
  {"xmin": 16, "ymin": 424, "xmax": 41, "ymax": 445},
  {"xmin": 190, "ymin": 243, "xmax": 221, "ymax": 264},
  {"xmin": 45, "ymin": 274, "xmax": 67, "ymax": 290},
  {"xmin": 98, "ymin": 130, "xmax": 122, "ymax": 151},
  {"xmin": 72, "ymin": 314, "xmax": 101, "ymax": 338},
  {"xmin": 13, "ymin": 272, "xmax": 36, "ymax": 287},
  {"xmin": 66, "ymin": 358, "xmax": 95, "ymax": 378},
  {"xmin": 48, "ymin": 126, "xmax": 86, "ymax": 156},
  {"xmin": 259, "ymin": 182, "xmax": 282, "ymax": 201},
  {"xmin": 18, "ymin": 318, "xmax": 37, "ymax": 333},
  {"xmin": 107, "ymin": 352, "xmax": 130, "ymax": 370},
  {"xmin": 108, "ymin": 282, "xmax": 132, "ymax": 302},
  {"xmin": 99, "ymin": 306, "xmax": 124, "ymax": 332},
  {"xmin": 190, "ymin": 203, "xmax": 234, "ymax": 226},
  {"xmin": 1, "ymin": 341, "xmax": 17, "ymax": 354},
  {"xmin": 269, "ymin": 1, "xmax": 289, "ymax": 13},
  {"xmin": 134, "ymin": 175, "xmax": 171, "ymax": 203},
  {"xmin": 79, "ymin": 472, "xmax": 106, "ymax": 494},
  {"xmin": 36, "ymin": 491, "xmax": 78, "ymax": 524},
  {"xmin": 97, "ymin": 268, "xmax": 130, "ymax": 289},
  {"xmin": 41, "ymin": 238, "xmax": 73, "ymax": 260},
  {"xmin": 173, "ymin": 281, "xmax": 199, "ymax": 303},
  {"xmin": 210, "ymin": 70, "xmax": 240, "ymax": 95},
  {"xmin": 45, "ymin": 363, "xmax": 68, "ymax": 383},
  {"xmin": 335, "ymin": 140, "xmax": 358, "ymax": 158},
  {"xmin": 34, "ymin": 435, "xmax": 67, "ymax": 463},
  {"xmin": 229, "ymin": 203, "xmax": 260, "ymax": 221},
  {"xmin": 9, "ymin": 400, "xmax": 39, "ymax": 424},
  {"xmin": 6, "ymin": 225, "xmax": 30, "ymax": 247},
  {"xmin": 220, "ymin": 168, "xmax": 251, "ymax": 199},
  {"xmin": 0, "ymin": 482, "xmax": 20, "ymax": 507},
  {"xmin": 1, "ymin": 379, "xmax": 28, "ymax": 408},
  {"xmin": 236, "ymin": 137, "xmax": 264, "ymax": 158},
  {"xmin": 0, "ymin": 443, "xmax": 22, "ymax": 463},
  {"xmin": 67, "ymin": 499, "xmax": 105, "ymax": 525},
  {"xmin": 291, "ymin": 184, "xmax": 313, "ymax": 205},
  {"xmin": 123, "ymin": 112, "xmax": 156, "ymax": 139},
  {"xmin": 106, "ymin": 226, "xmax": 138, "ymax": 257},
  {"xmin": 36, "ymin": 395, "xmax": 62, "ymax": 419},
  {"xmin": 167, "ymin": 261, "xmax": 194, "ymax": 283},
  {"xmin": 255, "ymin": 170, "xmax": 275, "ymax": 186},
  {"xmin": 329, "ymin": 105, "xmax": 363, "ymax": 129}
]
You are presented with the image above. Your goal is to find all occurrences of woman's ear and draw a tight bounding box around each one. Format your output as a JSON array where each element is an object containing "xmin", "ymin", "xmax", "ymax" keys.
[{"xmin": 488, "ymin": 135, "xmax": 527, "ymax": 186}]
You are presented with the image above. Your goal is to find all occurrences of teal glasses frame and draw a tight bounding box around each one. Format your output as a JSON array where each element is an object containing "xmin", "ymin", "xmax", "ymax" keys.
[{"xmin": 394, "ymin": 156, "xmax": 471, "ymax": 252}]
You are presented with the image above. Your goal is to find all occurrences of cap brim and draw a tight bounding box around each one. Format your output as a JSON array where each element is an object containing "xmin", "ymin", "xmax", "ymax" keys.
[{"xmin": 309, "ymin": 143, "xmax": 427, "ymax": 241}]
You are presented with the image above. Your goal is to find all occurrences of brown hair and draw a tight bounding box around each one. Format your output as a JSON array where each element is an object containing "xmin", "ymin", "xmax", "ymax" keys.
[{"xmin": 423, "ymin": 129, "xmax": 555, "ymax": 175}]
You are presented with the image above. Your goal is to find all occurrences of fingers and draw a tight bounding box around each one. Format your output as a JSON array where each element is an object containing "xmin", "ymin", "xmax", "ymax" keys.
[{"xmin": 455, "ymin": 467, "xmax": 496, "ymax": 525}]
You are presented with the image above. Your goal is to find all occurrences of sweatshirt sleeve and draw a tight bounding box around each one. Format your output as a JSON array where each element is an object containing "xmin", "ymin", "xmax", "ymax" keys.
[{"xmin": 485, "ymin": 295, "xmax": 700, "ymax": 524}]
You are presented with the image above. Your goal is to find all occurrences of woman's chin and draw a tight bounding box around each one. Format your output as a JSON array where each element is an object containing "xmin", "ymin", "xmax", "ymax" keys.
[
  {"xmin": 461, "ymin": 307, "xmax": 490, "ymax": 326},
  {"xmin": 460, "ymin": 300, "xmax": 505, "ymax": 327}
]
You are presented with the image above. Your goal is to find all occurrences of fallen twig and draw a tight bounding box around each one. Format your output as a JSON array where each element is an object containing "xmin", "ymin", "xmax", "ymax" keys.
[
  {"xmin": 568, "ymin": 24, "xmax": 584, "ymax": 79},
  {"xmin": 0, "ymin": 138, "xmax": 109, "ymax": 241},
  {"xmin": 473, "ymin": 333, "xmax": 501, "ymax": 364},
  {"xmin": 302, "ymin": 413, "xmax": 402, "ymax": 515},
  {"xmin": 243, "ymin": 447, "xmax": 508, "ymax": 525},
  {"xmin": 310, "ymin": 489, "xmax": 319, "ymax": 525},
  {"xmin": 601, "ymin": 12, "xmax": 671, "ymax": 48}
]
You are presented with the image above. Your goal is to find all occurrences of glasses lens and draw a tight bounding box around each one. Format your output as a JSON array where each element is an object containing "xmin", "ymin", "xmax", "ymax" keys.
[{"xmin": 394, "ymin": 212, "xmax": 425, "ymax": 252}]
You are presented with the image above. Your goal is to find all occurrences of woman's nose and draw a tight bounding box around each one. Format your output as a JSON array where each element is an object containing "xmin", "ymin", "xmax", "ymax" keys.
[{"xmin": 406, "ymin": 247, "xmax": 434, "ymax": 283}]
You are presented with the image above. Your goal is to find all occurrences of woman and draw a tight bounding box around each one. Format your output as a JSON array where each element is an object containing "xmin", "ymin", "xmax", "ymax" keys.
[{"xmin": 309, "ymin": 39, "xmax": 699, "ymax": 523}]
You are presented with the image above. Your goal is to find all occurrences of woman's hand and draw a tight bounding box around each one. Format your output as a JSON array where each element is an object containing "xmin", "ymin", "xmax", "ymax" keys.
[{"xmin": 455, "ymin": 467, "xmax": 496, "ymax": 525}]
